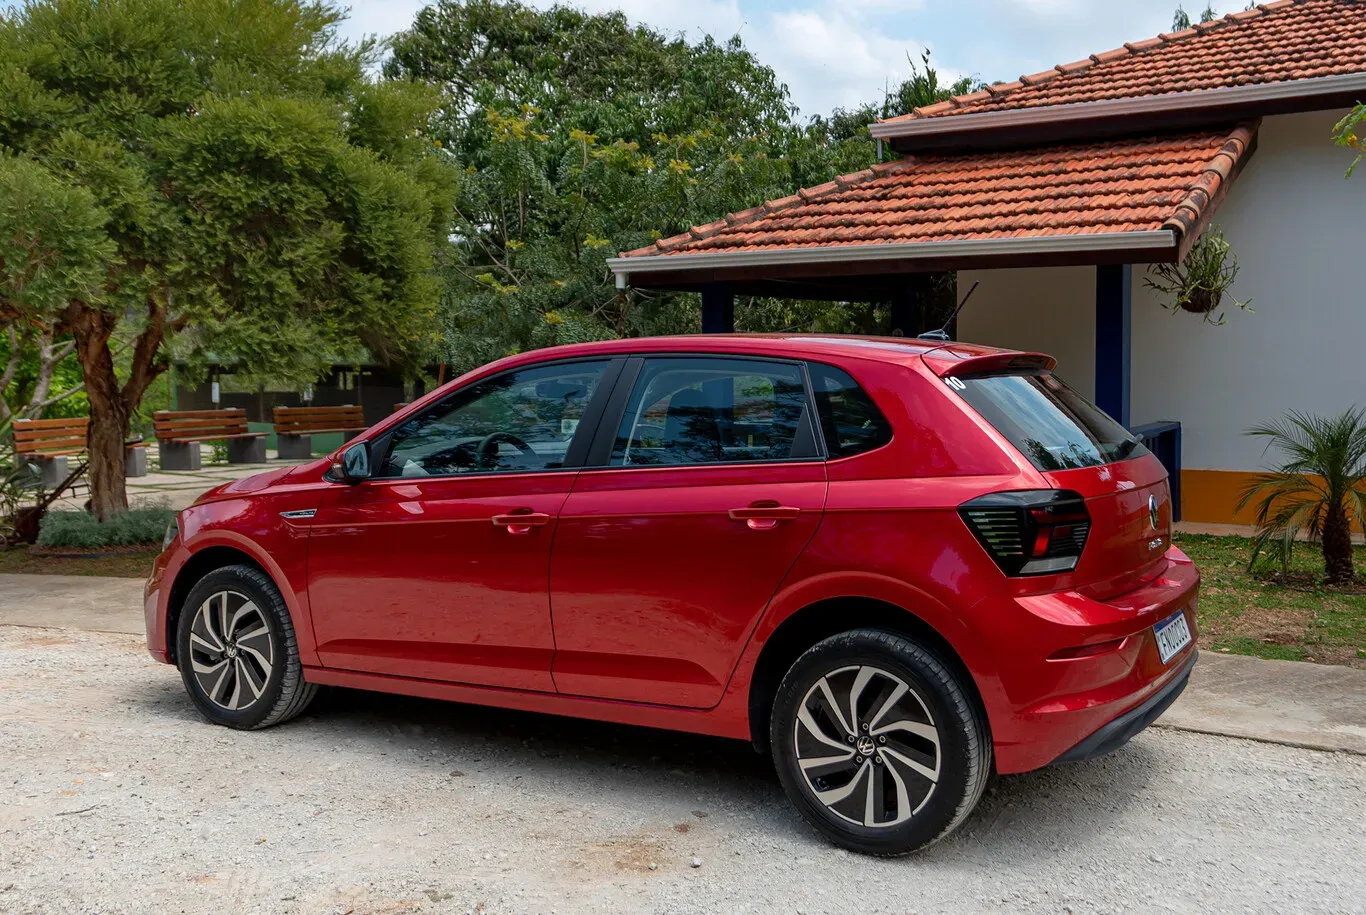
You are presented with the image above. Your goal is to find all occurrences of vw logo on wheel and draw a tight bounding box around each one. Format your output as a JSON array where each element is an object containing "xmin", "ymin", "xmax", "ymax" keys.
[{"xmin": 1149, "ymin": 495, "xmax": 1160, "ymax": 531}]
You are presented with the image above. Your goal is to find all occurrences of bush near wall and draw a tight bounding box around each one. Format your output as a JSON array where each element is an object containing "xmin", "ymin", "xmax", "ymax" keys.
[{"xmin": 37, "ymin": 506, "xmax": 176, "ymax": 549}]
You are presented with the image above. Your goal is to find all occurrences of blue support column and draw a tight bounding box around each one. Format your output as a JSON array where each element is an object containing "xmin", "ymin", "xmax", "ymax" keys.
[
  {"xmin": 1095, "ymin": 264, "xmax": 1132, "ymax": 428},
  {"xmin": 701, "ymin": 283, "xmax": 735, "ymax": 334}
]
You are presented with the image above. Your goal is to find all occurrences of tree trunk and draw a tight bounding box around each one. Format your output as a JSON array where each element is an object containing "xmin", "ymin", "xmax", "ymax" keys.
[
  {"xmin": 64, "ymin": 297, "xmax": 171, "ymax": 520},
  {"xmin": 1321, "ymin": 501, "xmax": 1355, "ymax": 585},
  {"xmin": 68, "ymin": 306, "xmax": 129, "ymax": 520}
]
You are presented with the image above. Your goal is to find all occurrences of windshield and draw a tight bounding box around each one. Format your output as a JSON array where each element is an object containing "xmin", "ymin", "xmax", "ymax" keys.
[{"xmin": 950, "ymin": 372, "xmax": 1146, "ymax": 471}]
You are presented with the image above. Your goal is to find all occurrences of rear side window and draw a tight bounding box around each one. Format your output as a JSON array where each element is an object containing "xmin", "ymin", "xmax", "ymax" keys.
[
  {"xmin": 809, "ymin": 364, "xmax": 893, "ymax": 458},
  {"xmin": 949, "ymin": 372, "xmax": 1145, "ymax": 471}
]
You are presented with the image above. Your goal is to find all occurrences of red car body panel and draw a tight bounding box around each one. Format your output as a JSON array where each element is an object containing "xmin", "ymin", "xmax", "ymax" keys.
[
  {"xmin": 144, "ymin": 334, "xmax": 1199, "ymax": 774},
  {"xmin": 549, "ymin": 460, "xmax": 827, "ymax": 708}
]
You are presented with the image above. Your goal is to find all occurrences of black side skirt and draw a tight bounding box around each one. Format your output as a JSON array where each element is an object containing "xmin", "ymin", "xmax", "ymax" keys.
[{"xmin": 1050, "ymin": 650, "xmax": 1198, "ymax": 765}]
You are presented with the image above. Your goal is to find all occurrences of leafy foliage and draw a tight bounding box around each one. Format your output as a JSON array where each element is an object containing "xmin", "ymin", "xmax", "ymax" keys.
[
  {"xmin": 1237, "ymin": 409, "xmax": 1366, "ymax": 585},
  {"xmin": 1172, "ymin": 4, "xmax": 1219, "ymax": 31},
  {"xmin": 385, "ymin": 1, "xmax": 979, "ymax": 372},
  {"xmin": 37, "ymin": 504, "xmax": 177, "ymax": 548},
  {"xmin": 1334, "ymin": 104, "xmax": 1366, "ymax": 178},
  {"xmin": 0, "ymin": 0, "xmax": 458, "ymax": 515},
  {"xmin": 1143, "ymin": 227, "xmax": 1251, "ymax": 325}
]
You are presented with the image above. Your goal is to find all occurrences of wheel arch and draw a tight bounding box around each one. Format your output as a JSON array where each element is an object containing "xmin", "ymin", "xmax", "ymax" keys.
[
  {"xmin": 165, "ymin": 545, "xmax": 268, "ymax": 664},
  {"xmin": 746, "ymin": 596, "xmax": 990, "ymax": 755}
]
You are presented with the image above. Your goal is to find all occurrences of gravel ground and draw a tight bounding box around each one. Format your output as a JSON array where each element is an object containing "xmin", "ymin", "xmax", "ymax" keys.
[{"xmin": 2, "ymin": 626, "xmax": 1364, "ymax": 915}]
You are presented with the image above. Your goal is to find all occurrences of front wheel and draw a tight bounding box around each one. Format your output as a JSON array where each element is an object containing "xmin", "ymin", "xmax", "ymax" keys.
[
  {"xmin": 769, "ymin": 629, "xmax": 991, "ymax": 855},
  {"xmin": 175, "ymin": 564, "xmax": 318, "ymax": 730}
]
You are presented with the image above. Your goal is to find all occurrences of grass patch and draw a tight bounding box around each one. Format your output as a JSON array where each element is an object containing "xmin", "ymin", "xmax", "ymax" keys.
[
  {"xmin": 0, "ymin": 547, "xmax": 153, "ymax": 578},
  {"xmin": 36, "ymin": 505, "xmax": 175, "ymax": 549},
  {"xmin": 1177, "ymin": 532, "xmax": 1366, "ymax": 669}
]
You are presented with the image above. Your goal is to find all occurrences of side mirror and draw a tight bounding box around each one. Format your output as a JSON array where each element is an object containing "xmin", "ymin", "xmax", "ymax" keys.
[{"xmin": 334, "ymin": 441, "xmax": 371, "ymax": 484}]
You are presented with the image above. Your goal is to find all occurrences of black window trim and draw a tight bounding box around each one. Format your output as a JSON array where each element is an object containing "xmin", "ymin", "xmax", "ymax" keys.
[
  {"xmin": 581, "ymin": 352, "xmax": 828, "ymax": 472},
  {"xmin": 804, "ymin": 359, "xmax": 895, "ymax": 462},
  {"xmin": 363, "ymin": 355, "xmax": 626, "ymax": 482}
]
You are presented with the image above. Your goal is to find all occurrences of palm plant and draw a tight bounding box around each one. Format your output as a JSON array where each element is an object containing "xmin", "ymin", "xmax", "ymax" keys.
[{"xmin": 1237, "ymin": 408, "xmax": 1366, "ymax": 585}]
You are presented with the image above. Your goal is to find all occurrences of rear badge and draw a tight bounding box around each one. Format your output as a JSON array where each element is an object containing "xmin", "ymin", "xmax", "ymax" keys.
[
  {"xmin": 280, "ymin": 509, "xmax": 317, "ymax": 520},
  {"xmin": 1149, "ymin": 538, "xmax": 1164, "ymax": 552},
  {"xmin": 1148, "ymin": 495, "xmax": 1160, "ymax": 531}
]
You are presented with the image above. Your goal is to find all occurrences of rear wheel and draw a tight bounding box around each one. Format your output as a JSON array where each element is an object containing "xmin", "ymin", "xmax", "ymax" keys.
[
  {"xmin": 175, "ymin": 564, "xmax": 317, "ymax": 730},
  {"xmin": 770, "ymin": 629, "xmax": 990, "ymax": 855}
]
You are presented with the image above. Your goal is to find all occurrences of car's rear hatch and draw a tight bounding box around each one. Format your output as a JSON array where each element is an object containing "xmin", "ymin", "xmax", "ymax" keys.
[{"xmin": 937, "ymin": 356, "xmax": 1172, "ymax": 599}]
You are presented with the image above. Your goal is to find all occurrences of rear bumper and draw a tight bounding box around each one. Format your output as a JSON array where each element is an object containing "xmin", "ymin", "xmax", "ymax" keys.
[
  {"xmin": 1050, "ymin": 650, "xmax": 1196, "ymax": 764},
  {"xmin": 984, "ymin": 548, "xmax": 1200, "ymax": 774}
]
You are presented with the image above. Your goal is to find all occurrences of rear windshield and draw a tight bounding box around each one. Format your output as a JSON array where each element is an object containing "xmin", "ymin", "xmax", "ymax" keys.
[{"xmin": 949, "ymin": 372, "xmax": 1146, "ymax": 471}]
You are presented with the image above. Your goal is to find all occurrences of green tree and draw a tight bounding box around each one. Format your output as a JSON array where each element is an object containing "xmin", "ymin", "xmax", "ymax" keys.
[
  {"xmin": 1334, "ymin": 105, "xmax": 1366, "ymax": 178},
  {"xmin": 1172, "ymin": 4, "xmax": 1219, "ymax": 31},
  {"xmin": 1238, "ymin": 409, "xmax": 1366, "ymax": 585},
  {"xmin": 386, "ymin": 1, "xmax": 983, "ymax": 371},
  {"xmin": 0, "ymin": 0, "xmax": 456, "ymax": 517}
]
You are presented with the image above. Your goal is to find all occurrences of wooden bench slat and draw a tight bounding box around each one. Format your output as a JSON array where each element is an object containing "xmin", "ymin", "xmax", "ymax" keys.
[
  {"xmin": 14, "ymin": 429, "xmax": 87, "ymax": 443},
  {"xmin": 154, "ymin": 409, "xmax": 248, "ymax": 419},
  {"xmin": 276, "ymin": 425, "xmax": 366, "ymax": 435},
  {"xmin": 165, "ymin": 432, "xmax": 265, "ymax": 443},
  {"xmin": 154, "ymin": 419, "xmax": 253, "ymax": 432},
  {"xmin": 157, "ymin": 428, "xmax": 253, "ymax": 439},
  {"xmin": 13, "ymin": 417, "xmax": 89, "ymax": 431},
  {"xmin": 16, "ymin": 447, "xmax": 87, "ymax": 458},
  {"xmin": 16, "ymin": 436, "xmax": 87, "ymax": 452}
]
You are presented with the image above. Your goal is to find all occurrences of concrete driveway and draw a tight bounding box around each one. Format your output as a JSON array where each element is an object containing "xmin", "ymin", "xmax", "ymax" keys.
[{"xmin": 2, "ymin": 624, "xmax": 1364, "ymax": 914}]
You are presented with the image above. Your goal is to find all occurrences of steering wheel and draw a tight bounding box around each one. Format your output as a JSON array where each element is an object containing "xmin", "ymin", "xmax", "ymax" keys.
[{"xmin": 475, "ymin": 432, "xmax": 536, "ymax": 469}]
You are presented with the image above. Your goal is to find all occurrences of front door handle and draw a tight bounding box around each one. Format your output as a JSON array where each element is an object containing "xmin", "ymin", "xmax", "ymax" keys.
[
  {"xmin": 728, "ymin": 504, "xmax": 801, "ymax": 531},
  {"xmin": 492, "ymin": 511, "xmax": 552, "ymax": 534}
]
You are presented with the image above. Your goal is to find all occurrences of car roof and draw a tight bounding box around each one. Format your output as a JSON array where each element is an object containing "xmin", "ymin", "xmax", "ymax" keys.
[{"xmin": 481, "ymin": 334, "xmax": 1024, "ymax": 372}]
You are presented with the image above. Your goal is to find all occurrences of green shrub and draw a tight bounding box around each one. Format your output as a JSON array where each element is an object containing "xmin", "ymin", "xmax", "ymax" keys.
[{"xmin": 37, "ymin": 504, "xmax": 176, "ymax": 549}]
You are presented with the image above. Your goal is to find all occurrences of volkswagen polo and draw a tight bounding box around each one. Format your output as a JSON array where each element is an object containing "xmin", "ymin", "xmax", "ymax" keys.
[{"xmin": 145, "ymin": 334, "xmax": 1198, "ymax": 855}]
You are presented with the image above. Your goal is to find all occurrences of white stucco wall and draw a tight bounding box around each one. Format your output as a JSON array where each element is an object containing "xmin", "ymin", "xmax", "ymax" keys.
[{"xmin": 959, "ymin": 109, "xmax": 1363, "ymax": 472}]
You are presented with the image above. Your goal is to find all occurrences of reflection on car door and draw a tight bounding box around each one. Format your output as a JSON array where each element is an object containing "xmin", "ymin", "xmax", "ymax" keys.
[
  {"xmin": 549, "ymin": 356, "xmax": 828, "ymax": 708},
  {"xmin": 307, "ymin": 359, "xmax": 614, "ymax": 691}
]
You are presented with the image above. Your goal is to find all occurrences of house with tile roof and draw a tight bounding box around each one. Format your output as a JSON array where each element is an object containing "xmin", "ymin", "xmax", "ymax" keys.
[{"xmin": 607, "ymin": 0, "xmax": 1366, "ymax": 525}]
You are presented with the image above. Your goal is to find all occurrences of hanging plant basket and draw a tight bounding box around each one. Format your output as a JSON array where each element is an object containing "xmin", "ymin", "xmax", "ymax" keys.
[{"xmin": 1144, "ymin": 227, "xmax": 1252, "ymax": 325}]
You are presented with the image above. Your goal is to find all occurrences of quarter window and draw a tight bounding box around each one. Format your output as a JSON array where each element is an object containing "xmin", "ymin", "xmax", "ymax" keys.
[
  {"xmin": 378, "ymin": 361, "xmax": 609, "ymax": 477},
  {"xmin": 809, "ymin": 363, "xmax": 893, "ymax": 458},
  {"xmin": 610, "ymin": 358, "xmax": 810, "ymax": 466}
]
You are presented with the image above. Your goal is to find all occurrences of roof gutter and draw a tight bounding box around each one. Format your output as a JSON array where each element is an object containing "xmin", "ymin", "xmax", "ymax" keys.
[
  {"xmin": 608, "ymin": 230, "xmax": 1177, "ymax": 279},
  {"xmin": 869, "ymin": 72, "xmax": 1366, "ymax": 140}
]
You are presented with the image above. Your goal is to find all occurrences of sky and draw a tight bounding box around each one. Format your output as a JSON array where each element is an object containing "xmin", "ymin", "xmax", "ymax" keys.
[{"xmin": 338, "ymin": 0, "xmax": 1253, "ymax": 118}]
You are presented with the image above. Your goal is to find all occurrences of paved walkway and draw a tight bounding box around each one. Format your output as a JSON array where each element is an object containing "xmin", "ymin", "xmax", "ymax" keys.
[{"xmin": 2, "ymin": 572, "xmax": 1363, "ymax": 756}]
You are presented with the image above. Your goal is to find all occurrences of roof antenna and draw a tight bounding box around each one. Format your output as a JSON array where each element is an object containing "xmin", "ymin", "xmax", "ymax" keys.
[{"xmin": 918, "ymin": 281, "xmax": 979, "ymax": 343}]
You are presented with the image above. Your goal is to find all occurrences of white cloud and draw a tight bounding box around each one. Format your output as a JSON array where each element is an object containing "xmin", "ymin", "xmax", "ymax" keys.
[{"xmin": 335, "ymin": 0, "xmax": 1260, "ymax": 118}]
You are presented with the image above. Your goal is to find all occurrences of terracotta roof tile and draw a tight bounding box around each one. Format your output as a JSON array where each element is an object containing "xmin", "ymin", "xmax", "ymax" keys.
[
  {"xmin": 881, "ymin": 0, "xmax": 1366, "ymax": 125},
  {"xmin": 617, "ymin": 126, "xmax": 1256, "ymax": 260}
]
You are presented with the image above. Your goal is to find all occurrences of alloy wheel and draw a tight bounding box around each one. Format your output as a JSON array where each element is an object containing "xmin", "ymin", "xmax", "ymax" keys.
[
  {"xmin": 792, "ymin": 664, "xmax": 941, "ymax": 828},
  {"xmin": 188, "ymin": 590, "xmax": 275, "ymax": 711}
]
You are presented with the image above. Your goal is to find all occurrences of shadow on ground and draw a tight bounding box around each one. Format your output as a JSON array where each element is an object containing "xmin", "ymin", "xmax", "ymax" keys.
[{"xmin": 126, "ymin": 674, "xmax": 1164, "ymax": 863}]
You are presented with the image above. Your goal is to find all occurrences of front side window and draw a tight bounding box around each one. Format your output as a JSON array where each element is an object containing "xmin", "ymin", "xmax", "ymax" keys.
[
  {"xmin": 610, "ymin": 357, "xmax": 809, "ymax": 466},
  {"xmin": 809, "ymin": 363, "xmax": 893, "ymax": 458},
  {"xmin": 378, "ymin": 361, "xmax": 608, "ymax": 477},
  {"xmin": 951, "ymin": 371, "xmax": 1146, "ymax": 471}
]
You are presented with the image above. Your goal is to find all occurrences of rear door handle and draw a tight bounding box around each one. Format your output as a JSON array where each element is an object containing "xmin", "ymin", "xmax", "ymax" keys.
[
  {"xmin": 492, "ymin": 511, "xmax": 551, "ymax": 534},
  {"xmin": 728, "ymin": 504, "xmax": 801, "ymax": 531}
]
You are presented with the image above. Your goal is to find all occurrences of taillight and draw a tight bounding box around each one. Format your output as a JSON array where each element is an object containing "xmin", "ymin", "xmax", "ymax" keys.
[{"xmin": 960, "ymin": 490, "xmax": 1090, "ymax": 576}]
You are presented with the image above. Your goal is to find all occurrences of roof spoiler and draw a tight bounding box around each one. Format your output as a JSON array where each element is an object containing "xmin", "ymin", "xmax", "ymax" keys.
[{"xmin": 924, "ymin": 349, "xmax": 1057, "ymax": 378}]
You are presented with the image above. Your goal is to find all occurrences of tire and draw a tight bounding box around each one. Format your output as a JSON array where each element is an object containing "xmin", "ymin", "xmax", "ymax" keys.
[
  {"xmin": 769, "ymin": 628, "xmax": 991, "ymax": 856},
  {"xmin": 175, "ymin": 564, "xmax": 318, "ymax": 730}
]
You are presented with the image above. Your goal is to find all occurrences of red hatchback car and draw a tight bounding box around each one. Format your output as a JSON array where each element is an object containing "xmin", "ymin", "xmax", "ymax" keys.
[{"xmin": 145, "ymin": 334, "xmax": 1198, "ymax": 855}]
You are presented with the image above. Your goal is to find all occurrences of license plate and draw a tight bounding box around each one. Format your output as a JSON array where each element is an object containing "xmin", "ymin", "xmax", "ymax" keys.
[{"xmin": 1153, "ymin": 611, "xmax": 1192, "ymax": 665}]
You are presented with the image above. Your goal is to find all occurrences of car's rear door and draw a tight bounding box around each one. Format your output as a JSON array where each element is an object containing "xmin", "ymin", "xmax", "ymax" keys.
[
  {"xmin": 307, "ymin": 358, "xmax": 619, "ymax": 691},
  {"xmin": 548, "ymin": 355, "xmax": 827, "ymax": 708}
]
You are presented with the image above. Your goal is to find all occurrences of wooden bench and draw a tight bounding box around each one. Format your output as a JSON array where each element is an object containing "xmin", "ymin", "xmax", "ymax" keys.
[
  {"xmin": 153, "ymin": 409, "xmax": 266, "ymax": 471},
  {"xmin": 13, "ymin": 416, "xmax": 147, "ymax": 484},
  {"xmin": 272, "ymin": 405, "xmax": 367, "ymax": 460}
]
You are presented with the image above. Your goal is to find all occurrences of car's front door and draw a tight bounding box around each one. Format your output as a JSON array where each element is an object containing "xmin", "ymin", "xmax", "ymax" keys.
[
  {"xmin": 307, "ymin": 358, "xmax": 616, "ymax": 691},
  {"xmin": 549, "ymin": 356, "xmax": 828, "ymax": 708}
]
